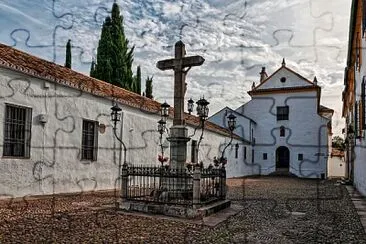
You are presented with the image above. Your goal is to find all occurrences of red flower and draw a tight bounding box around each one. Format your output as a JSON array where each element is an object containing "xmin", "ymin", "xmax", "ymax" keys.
[{"xmin": 158, "ymin": 155, "xmax": 168, "ymax": 163}]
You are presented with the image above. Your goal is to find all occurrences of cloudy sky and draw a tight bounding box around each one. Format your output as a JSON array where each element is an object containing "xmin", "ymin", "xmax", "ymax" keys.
[{"xmin": 0, "ymin": 0, "xmax": 351, "ymax": 135}]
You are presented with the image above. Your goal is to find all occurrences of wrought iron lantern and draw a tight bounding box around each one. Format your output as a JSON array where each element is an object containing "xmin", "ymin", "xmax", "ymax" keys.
[
  {"xmin": 187, "ymin": 98, "xmax": 194, "ymax": 115},
  {"xmin": 160, "ymin": 101, "xmax": 170, "ymax": 122},
  {"xmin": 111, "ymin": 103, "xmax": 122, "ymax": 125},
  {"xmin": 196, "ymin": 97, "xmax": 210, "ymax": 120},
  {"xmin": 157, "ymin": 119, "xmax": 166, "ymax": 135},
  {"xmin": 227, "ymin": 113, "xmax": 237, "ymax": 132},
  {"xmin": 110, "ymin": 103, "xmax": 127, "ymax": 167}
]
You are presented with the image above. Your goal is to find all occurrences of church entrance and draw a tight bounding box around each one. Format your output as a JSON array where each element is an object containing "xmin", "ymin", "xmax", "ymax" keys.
[{"xmin": 276, "ymin": 146, "xmax": 290, "ymax": 170}]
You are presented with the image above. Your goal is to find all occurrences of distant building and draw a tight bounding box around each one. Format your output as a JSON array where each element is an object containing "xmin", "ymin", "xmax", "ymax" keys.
[
  {"xmin": 210, "ymin": 61, "xmax": 333, "ymax": 178},
  {"xmin": 342, "ymin": 0, "xmax": 366, "ymax": 195},
  {"xmin": 328, "ymin": 149, "xmax": 346, "ymax": 178}
]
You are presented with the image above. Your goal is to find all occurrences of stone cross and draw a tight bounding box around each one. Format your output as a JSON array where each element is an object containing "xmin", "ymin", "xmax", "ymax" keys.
[{"xmin": 157, "ymin": 41, "xmax": 205, "ymax": 125}]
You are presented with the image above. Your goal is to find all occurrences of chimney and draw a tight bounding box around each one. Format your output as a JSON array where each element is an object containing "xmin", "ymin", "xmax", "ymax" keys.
[
  {"xmin": 252, "ymin": 82, "xmax": 256, "ymax": 90},
  {"xmin": 282, "ymin": 58, "xmax": 286, "ymax": 67},
  {"xmin": 259, "ymin": 67, "xmax": 268, "ymax": 83},
  {"xmin": 313, "ymin": 76, "xmax": 318, "ymax": 86}
]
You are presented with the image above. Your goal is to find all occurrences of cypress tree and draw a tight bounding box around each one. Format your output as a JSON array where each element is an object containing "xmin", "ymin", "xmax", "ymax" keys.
[
  {"xmin": 94, "ymin": 17, "xmax": 114, "ymax": 84},
  {"xmin": 92, "ymin": 3, "xmax": 135, "ymax": 91},
  {"xmin": 65, "ymin": 39, "xmax": 72, "ymax": 68},
  {"xmin": 145, "ymin": 76, "xmax": 153, "ymax": 99},
  {"xmin": 133, "ymin": 66, "xmax": 141, "ymax": 94},
  {"xmin": 90, "ymin": 58, "xmax": 96, "ymax": 77}
]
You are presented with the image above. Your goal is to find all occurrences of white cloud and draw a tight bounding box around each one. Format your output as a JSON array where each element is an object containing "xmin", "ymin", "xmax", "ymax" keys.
[{"xmin": 0, "ymin": 0, "xmax": 351, "ymax": 135}]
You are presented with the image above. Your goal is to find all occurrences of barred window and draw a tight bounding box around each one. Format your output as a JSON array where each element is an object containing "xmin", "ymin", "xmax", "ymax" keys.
[
  {"xmin": 355, "ymin": 101, "xmax": 360, "ymax": 138},
  {"xmin": 298, "ymin": 154, "xmax": 303, "ymax": 161},
  {"xmin": 235, "ymin": 143, "xmax": 239, "ymax": 159},
  {"xmin": 3, "ymin": 104, "xmax": 32, "ymax": 157},
  {"xmin": 81, "ymin": 120, "xmax": 98, "ymax": 161},
  {"xmin": 263, "ymin": 153, "xmax": 267, "ymax": 160},
  {"xmin": 280, "ymin": 126, "xmax": 285, "ymax": 137},
  {"xmin": 277, "ymin": 106, "xmax": 289, "ymax": 121}
]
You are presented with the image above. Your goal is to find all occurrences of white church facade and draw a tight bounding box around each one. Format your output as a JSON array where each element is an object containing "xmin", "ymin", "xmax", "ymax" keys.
[{"xmin": 209, "ymin": 61, "xmax": 334, "ymax": 178}]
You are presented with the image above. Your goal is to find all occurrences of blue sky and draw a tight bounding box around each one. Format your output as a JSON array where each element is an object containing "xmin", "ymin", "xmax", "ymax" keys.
[{"xmin": 0, "ymin": 0, "xmax": 351, "ymax": 135}]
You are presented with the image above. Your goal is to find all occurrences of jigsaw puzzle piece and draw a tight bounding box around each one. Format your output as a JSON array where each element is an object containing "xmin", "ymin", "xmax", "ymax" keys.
[
  {"xmin": 1, "ymin": 0, "xmax": 73, "ymax": 62},
  {"xmin": 258, "ymin": 0, "xmax": 333, "ymax": 47}
]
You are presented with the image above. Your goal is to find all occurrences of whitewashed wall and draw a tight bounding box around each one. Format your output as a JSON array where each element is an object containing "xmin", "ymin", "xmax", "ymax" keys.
[
  {"xmin": 328, "ymin": 156, "xmax": 346, "ymax": 178},
  {"xmin": 209, "ymin": 107, "xmax": 254, "ymax": 142},
  {"xmin": 256, "ymin": 68, "xmax": 313, "ymax": 89},
  {"xmin": 0, "ymin": 67, "xmax": 244, "ymax": 198},
  {"xmin": 352, "ymin": 36, "xmax": 366, "ymax": 196},
  {"xmin": 236, "ymin": 90, "xmax": 329, "ymax": 178}
]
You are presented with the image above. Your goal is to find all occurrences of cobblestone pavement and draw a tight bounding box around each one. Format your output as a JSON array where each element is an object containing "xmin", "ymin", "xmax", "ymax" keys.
[{"xmin": 0, "ymin": 177, "xmax": 365, "ymax": 243}]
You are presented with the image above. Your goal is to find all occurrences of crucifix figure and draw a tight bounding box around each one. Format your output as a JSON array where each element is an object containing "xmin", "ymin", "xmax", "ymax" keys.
[{"xmin": 157, "ymin": 41, "xmax": 205, "ymax": 125}]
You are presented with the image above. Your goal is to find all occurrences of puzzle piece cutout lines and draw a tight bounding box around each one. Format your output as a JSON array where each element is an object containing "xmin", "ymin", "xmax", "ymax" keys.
[{"xmin": 1, "ymin": 0, "xmax": 73, "ymax": 63}]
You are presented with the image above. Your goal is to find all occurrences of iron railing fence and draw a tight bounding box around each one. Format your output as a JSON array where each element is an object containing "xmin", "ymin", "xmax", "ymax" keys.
[
  {"xmin": 122, "ymin": 165, "xmax": 226, "ymax": 206},
  {"xmin": 126, "ymin": 165, "xmax": 193, "ymax": 205},
  {"xmin": 200, "ymin": 167, "xmax": 226, "ymax": 204}
]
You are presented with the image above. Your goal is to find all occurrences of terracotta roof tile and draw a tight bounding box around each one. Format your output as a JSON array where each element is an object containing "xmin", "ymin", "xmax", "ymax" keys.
[
  {"xmin": 0, "ymin": 43, "xmax": 241, "ymax": 140},
  {"xmin": 331, "ymin": 149, "xmax": 345, "ymax": 157}
]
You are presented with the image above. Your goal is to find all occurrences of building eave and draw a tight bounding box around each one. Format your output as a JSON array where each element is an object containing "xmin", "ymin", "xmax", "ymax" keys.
[{"xmin": 0, "ymin": 43, "xmax": 238, "ymax": 140}]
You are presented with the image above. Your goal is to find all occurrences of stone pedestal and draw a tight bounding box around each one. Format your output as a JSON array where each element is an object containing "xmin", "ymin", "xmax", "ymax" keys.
[
  {"xmin": 167, "ymin": 125, "xmax": 190, "ymax": 169},
  {"xmin": 165, "ymin": 125, "xmax": 191, "ymax": 193}
]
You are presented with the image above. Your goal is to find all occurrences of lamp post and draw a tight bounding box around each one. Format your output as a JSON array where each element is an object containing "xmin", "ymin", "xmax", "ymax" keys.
[
  {"xmin": 195, "ymin": 97, "xmax": 210, "ymax": 149},
  {"xmin": 157, "ymin": 102, "xmax": 170, "ymax": 166},
  {"xmin": 111, "ymin": 103, "xmax": 127, "ymax": 166},
  {"xmin": 160, "ymin": 101, "xmax": 170, "ymax": 122},
  {"xmin": 219, "ymin": 113, "xmax": 237, "ymax": 167},
  {"xmin": 187, "ymin": 98, "xmax": 194, "ymax": 115},
  {"xmin": 157, "ymin": 118, "xmax": 167, "ymax": 166}
]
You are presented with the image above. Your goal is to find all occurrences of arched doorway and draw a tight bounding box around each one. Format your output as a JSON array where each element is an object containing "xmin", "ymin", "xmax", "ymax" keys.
[{"xmin": 276, "ymin": 146, "xmax": 290, "ymax": 170}]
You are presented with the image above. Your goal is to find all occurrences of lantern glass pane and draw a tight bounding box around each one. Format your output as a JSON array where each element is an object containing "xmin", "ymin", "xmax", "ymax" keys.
[
  {"xmin": 188, "ymin": 102, "xmax": 193, "ymax": 112},
  {"xmin": 196, "ymin": 104, "xmax": 202, "ymax": 116},
  {"xmin": 204, "ymin": 107, "xmax": 209, "ymax": 117}
]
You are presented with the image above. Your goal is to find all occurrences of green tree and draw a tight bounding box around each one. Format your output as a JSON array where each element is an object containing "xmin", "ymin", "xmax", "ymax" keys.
[
  {"xmin": 133, "ymin": 66, "xmax": 141, "ymax": 94},
  {"xmin": 332, "ymin": 136, "xmax": 345, "ymax": 151},
  {"xmin": 90, "ymin": 58, "xmax": 96, "ymax": 77},
  {"xmin": 92, "ymin": 3, "xmax": 135, "ymax": 91},
  {"xmin": 65, "ymin": 39, "xmax": 72, "ymax": 68},
  {"xmin": 145, "ymin": 76, "xmax": 153, "ymax": 99}
]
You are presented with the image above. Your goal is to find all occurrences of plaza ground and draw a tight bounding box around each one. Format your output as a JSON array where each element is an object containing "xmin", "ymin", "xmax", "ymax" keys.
[{"xmin": 1, "ymin": 177, "xmax": 365, "ymax": 243}]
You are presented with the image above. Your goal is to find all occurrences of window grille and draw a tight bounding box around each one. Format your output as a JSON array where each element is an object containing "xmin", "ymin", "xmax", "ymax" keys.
[
  {"xmin": 3, "ymin": 104, "xmax": 32, "ymax": 157},
  {"xmin": 263, "ymin": 153, "xmax": 267, "ymax": 160},
  {"xmin": 277, "ymin": 106, "xmax": 289, "ymax": 121},
  {"xmin": 235, "ymin": 143, "xmax": 239, "ymax": 159},
  {"xmin": 81, "ymin": 120, "xmax": 98, "ymax": 160},
  {"xmin": 280, "ymin": 126, "xmax": 285, "ymax": 137},
  {"xmin": 298, "ymin": 154, "xmax": 303, "ymax": 161},
  {"xmin": 359, "ymin": 101, "xmax": 363, "ymax": 137}
]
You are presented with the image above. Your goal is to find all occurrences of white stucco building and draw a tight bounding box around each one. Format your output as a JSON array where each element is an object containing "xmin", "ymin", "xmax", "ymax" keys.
[
  {"xmin": 328, "ymin": 149, "xmax": 346, "ymax": 178},
  {"xmin": 209, "ymin": 61, "xmax": 334, "ymax": 178},
  {"xmin": 0, "ymin": 43, "xmax": 246, "ymax": 198},
  {"xmin": 343, "ymin": 0, "xmax": 366, "ymax": 196}
]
